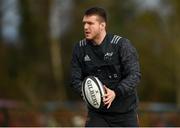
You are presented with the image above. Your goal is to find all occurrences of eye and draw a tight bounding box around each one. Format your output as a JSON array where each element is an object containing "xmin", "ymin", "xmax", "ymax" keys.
[
  {"xmin": 87, "ymin": 21, "xmax": 95, "ymax": 25},
  {"xmin": 83, "ymin": 21, "xmax": 95, "ymax": 26}
]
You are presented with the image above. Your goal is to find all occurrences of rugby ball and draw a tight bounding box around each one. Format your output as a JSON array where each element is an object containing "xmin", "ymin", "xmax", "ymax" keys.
[{"xmin": 82, "ymin": 76, "xmax": 105, "ymax": 109}]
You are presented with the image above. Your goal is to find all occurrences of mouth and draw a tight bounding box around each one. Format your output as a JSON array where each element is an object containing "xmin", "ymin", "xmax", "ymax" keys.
[{"xmin": 85, "ymin": 31, "xmax": 90, "ymax": 35}]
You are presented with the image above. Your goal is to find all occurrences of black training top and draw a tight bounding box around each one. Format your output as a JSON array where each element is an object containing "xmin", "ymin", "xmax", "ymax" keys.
[{"xmin": 71, "ymin": 33, "xmax": 141, "ymax": 113}]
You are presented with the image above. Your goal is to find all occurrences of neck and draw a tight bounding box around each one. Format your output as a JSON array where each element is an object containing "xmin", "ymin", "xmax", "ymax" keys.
[{"xmin": 93, "ymin": 31, "xmax": 107, "ymax": 45}]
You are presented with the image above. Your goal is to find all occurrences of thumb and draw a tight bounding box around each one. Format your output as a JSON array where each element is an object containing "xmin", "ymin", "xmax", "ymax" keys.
[
  {"xmin": 103, "ymin": 85, "xmax": 108, "ymax": 93},
  {"xmin": 104, "ymin": 85, "xmax": 108, "ymax": 89}
]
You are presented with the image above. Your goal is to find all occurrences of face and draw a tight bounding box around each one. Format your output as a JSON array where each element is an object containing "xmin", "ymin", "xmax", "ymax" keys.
[{"xmin": 82, "ymin": 15, "xmax": 106, "ymax": 40}]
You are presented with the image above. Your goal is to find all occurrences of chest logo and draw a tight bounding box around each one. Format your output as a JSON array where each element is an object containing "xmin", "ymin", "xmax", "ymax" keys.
[
  {"xmin": 104, "ymin": 52, "xmax": 113, "ymax": 61},
  {"xmin": 84, "ymin": 55, "xmax": 91, "ymax": 61}
]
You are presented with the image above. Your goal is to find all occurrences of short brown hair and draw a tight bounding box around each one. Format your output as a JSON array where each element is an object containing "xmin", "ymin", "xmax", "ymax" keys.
[{"xmin": 84, "ymin": 7, "xmax": 107, "ymax": 23}]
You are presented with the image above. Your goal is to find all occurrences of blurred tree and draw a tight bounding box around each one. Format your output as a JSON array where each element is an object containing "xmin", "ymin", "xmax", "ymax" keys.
[
  {"xmin": 129, "ymin": 1, "xmax": 175, "ymax": 102},
  {"xmin": 49, "ymin": 0, "xmax": 73, "ymax": 101},
  {"xmin": 126, "ymin": 0, "xmax": 180, "ymax": 104},
  {"xmin": 170, "ymin": 0, "xmax": 180, "ymax": 108},
  {"xmin": 0, "ymin": 0, "xmax": 2, "ymax": 41},
  {"xmin": 18, "ymin": 0, "xmax": 50, "ymax": 105},
  {"xmin": 0, "ymin": 0, "xmax": 23, "ymax": 100},
  {"xmin": 18, "ymin": 0, "xmax": 68, "ymax": 105}
]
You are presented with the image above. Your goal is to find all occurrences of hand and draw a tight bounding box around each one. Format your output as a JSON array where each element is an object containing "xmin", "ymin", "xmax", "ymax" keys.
[{"xmin": 103, "ymin": 85, "xmax": 116, "ymax": 109}]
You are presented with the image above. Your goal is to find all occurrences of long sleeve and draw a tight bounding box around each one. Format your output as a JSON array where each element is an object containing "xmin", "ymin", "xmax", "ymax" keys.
[
  {"xmin": 114, "ymin": 38, "xmax": 141, "ymax": 97},
  {"xmin": 70, "ymin": 44, "xmax": 83, "ymax": 95}
]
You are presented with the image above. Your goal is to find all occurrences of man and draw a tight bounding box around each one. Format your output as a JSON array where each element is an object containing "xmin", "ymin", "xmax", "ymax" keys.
[{"xmin": 71, "ymin": 6, "xmax": 141, "ymax": 127}]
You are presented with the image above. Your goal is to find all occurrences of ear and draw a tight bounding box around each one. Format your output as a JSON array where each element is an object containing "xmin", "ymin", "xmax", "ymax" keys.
[{"xmin": 100, "ymin": 22, "xmax": 106, "ymax": 29}]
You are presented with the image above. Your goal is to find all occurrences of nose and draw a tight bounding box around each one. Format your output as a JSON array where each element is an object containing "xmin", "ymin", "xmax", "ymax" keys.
[{"xmin": 84, "ymin": 23, "xmax": 88, "ymax": 30}]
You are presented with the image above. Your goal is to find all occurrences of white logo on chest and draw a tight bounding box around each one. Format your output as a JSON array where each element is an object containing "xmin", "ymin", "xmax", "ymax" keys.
[
  {"xmin": 104, "ymin": 52, "xmax": 113, "ymax": 60},
  {"xmin": 84, "ymin": 55, "xmax": 91, "ymax": 61}
]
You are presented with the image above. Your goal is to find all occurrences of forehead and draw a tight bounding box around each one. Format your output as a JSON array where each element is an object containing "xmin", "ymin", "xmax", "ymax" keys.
[{"xmin": 82, "ymin": 15, "xmax": 100, "ymax": 22}]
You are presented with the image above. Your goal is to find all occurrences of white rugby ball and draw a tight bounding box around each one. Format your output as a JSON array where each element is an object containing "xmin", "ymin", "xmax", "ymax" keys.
[{"xmin": 82, "ymin": 76, "xmax": 105, "ymax": 109}]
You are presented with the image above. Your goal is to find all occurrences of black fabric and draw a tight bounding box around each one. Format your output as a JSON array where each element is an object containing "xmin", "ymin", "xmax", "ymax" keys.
[
  {"xmin": 71, "ymin": 33, "xmax": 141, "ymax": 113},
  {"xmin": 85, "ymin": 109, "xmax": 139, "ymax": 127}
]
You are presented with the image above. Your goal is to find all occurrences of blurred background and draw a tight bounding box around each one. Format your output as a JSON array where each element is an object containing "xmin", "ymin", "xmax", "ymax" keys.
[{"xmin": 0, "ymin": 0, "xmax": 180, "ymax": 126}]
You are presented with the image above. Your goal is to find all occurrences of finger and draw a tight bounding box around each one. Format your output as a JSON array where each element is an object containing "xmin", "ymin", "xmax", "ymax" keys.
[
  {"xmin": 107, "ymin": 102, "xmax": 112, "ymax": 109},
  {"xmin": 104, "ymin": 100, "xmax": 112, "ymax": 108},
  {"xmin": 103, "ymin": 93, "xmax": 113, "ymax": 102},
  {"xmin": 103, "ymin": 93, "xmax": 110, "ymax": 97},
  {"xmin": 104, "ymin": 98, "xmax": 112, "ymax": 105},
  {"xmin": 103, "ymin": 96, "xmax": 111, "ymax": 102},
  {"xmin": 104, "ymin": 85, "xmax": 109, "ymax": 90},
  {"xmin": 104, "ymin": 85, "xmax": 108, "ymax": 89},
  {"xmin": 104, "ymin": 100, "xmax": 110, "ymax": 105},
  {"xmin": 104, "ymin": 101, "xmax": 111, "ymax": 105},
  {"xmin": 103, "ymin": 94, "xmax": 108, "ymax": 100}
]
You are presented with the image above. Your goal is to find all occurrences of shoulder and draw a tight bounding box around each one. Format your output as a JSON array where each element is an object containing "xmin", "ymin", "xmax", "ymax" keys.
[
  {"xmin": 109, "ymin": 34, "xmax": 137, "ymax": 54},
  {"xmin": 78, "ymin": 38, "xmax": 87, "ymax": 47},
  {"xmin": 115, "ymin": 37, "xmax": 138, "ymax": 55},
  {"xmin": 110, "ymin": 34, "xmax": 123, "ymax": 44},
  {"xmin": 110, "ymin": 34, "xmax": 132, "ymax": 47},
  {"xmin": 73, "ymin": 38, "xmax": 87, "ymax": 50},
  {"xmin": 109, "ymin": 34, "xmax": 127, "ymax": 49},
  {"xmin": 72, "ymin": 38, "xmax": 87, "ymax": 56}
]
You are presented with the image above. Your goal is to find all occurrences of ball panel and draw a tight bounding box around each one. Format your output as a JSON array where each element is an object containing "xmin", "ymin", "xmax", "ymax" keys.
[
  {"xmin": 82, "ymin": 76, "xmax": 105, "ymax": 109},
  {"xmin": 84, "ymin": 78, "xmax": 101, "ymax": 109},
  {"xmin": 94, "ymin": 77, "xmax": 105, "ymax": 97}
]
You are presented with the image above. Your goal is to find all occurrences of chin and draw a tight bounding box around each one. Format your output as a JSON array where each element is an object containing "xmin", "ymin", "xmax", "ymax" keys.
[{"xmin": 85, "ymin": 36, "xmax": 92, "ymax": 40}]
